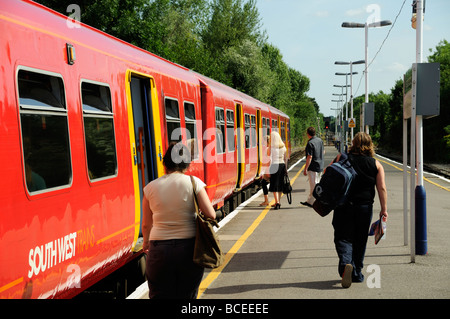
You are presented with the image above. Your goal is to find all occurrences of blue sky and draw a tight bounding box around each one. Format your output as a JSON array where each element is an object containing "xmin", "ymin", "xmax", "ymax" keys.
[{"xmin": 255, "ymin": 0, "xmax": 450, "ymax": 117}]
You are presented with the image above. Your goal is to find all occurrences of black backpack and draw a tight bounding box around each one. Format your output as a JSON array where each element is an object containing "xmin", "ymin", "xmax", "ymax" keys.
[{"xmin": 312, "ymin": 153, "xmax": 357, "ymax": 216}]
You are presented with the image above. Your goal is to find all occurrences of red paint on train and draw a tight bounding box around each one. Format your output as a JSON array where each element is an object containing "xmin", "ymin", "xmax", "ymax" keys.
[{"xmin": 0, "ymin": 0, "xmax": 290, "ymax": 298}]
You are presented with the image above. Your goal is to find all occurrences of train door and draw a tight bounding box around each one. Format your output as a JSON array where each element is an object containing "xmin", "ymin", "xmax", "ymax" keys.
[
  {"xmin": 256, "ymin": 109, "xmax": 262, "ymax": 177},
  {"xmin": 235, "ymin": 103, "xmax": 244, "ymax": 190},
  {"xmin": 126, "ymin": 72, "xmax": 164, "ymax": 252}
]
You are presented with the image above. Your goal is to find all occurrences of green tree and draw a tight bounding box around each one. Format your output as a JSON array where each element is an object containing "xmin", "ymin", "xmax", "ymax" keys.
[
  {"xmin": 222, "ymin": 39, "xmax": 274, "ymax": 101},
  {"xmin": 202, "ymin": 0, "xmax": 264, "ymax": 55},
  {"xmin": 37, "ymin": 0, "xmax": 153, "ymax": 49},
  {"xmin": 261, "ymin": 44, "xmax": 291, "ymax": 109},
  {"xmin": 368, "ymin": 91, "xmax": 390, "ymax": 145},
  {"xmin": 290, "ymin": 98, "xmax": 318, "ymax": 145},
  {"xmin": 288, "ymin": 68, "xmax": 310, "ymax": 103},
  {"xmin": 425, "ymin": 40, "xmax": 450, "ymax": 162}
]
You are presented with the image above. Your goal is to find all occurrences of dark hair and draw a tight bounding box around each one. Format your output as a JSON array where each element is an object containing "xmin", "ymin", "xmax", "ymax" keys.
[
  {"xmin": 307, "ymin": 127, "xmax": 316, "ymax": 136},
  {"xmin": 163, "ymin": 142, "xmax": 191, "ymax": 172}
]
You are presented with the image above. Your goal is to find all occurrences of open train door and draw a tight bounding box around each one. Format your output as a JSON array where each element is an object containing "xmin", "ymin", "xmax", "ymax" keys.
[
  {"xmin": 126, "ymin": 71, "xmax": 164, "ymax": 252},
  {"xmin": 256, "ymin": 109, "xmax": 262, "ymax": 177},
  {"xmin": 235, "ymin": 103, "xmax": 245, "ymax": 190}
]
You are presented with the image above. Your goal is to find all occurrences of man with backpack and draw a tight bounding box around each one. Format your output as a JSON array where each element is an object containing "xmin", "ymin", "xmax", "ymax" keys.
[{"xmin": 301, "ymin": 127, "xmax": 324, "ymax": 208}]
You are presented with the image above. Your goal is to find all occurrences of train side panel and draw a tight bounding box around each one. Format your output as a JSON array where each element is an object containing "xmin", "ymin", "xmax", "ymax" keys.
[
  {"xmin": 0, "ymin": 0, "xmax": 204, "ymax": 299},
  {"xmin": 199, "ymin": 80, "xmax": 237, "ymax": 206},
  {"xmin": 0, "ymin": 4, "xmax": 139, "ymax": 298}
]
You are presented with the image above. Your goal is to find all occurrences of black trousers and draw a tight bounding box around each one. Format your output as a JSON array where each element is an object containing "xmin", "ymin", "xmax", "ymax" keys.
[
  {"xmin": 260, "ymin": 178, "xmax": 269, "ymax": 195},
  {"xmin": 146, "ymin": 238, "xmax": 204, "ymax": 299},
  {"xmin": 332, "ymin": 203, "xmax": 373, "ymax": 282},
  {"xmin": 269, "ymin": 163, "xmax": 286, "ymax": 192}
]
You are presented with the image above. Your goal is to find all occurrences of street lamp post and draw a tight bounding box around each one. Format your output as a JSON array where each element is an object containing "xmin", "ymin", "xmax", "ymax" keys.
[
  {"xmin": 331, "ymin": 100, "xmax": 343, "ymax": 152},
  {"xmin": 330, "ymin": 107, "xmax": 340, "ymax": 151},
  {"xmin": 335, "ymin": 60, "xmax": 365, "ymax": 140},
  {"xmin": 333, "ymin": 91, "xmax": 347, "ymax": 147},
  {"xmin": 342, "ymin": 20, "xmax": 392, "ymax": 134},
  {"xmin": 335, "ymin": 74, "xmax": 356, "ymax": 147}
]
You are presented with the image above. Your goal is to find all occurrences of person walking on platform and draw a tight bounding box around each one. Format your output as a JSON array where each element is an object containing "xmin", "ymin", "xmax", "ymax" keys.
[
  {"xmin": 142, "ymin": 142, "xmax": 216, "ymax": 299},
  {"xmin": 260, "ymin": 136, "xmax": 271, "ymax": 206},
  {"xmin": 301, "ymin": 127, "xmax": 324, "ymax": 207},
  {"xmin": 268, "ymin": 131, "xmax": 287, "ymax": 210},
  {"xmin": 331, "ymin": 132, "xmax": 388, "ymax": 288}
]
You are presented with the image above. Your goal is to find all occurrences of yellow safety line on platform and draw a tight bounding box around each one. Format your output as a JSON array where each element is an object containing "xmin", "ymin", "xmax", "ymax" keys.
[
  {"xmin": 197, "ymin": 164, "xmax": 306, "ymax": 298},
  {"xmin": 377, "ymin": 157, "xmax": 449, "ymax": 192}
]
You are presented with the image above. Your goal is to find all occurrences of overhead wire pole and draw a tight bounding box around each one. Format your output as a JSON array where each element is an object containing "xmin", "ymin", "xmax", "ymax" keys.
[
  {"xmin": 413, "ymin": 0, "xmax": 427, "ymax": 258},
  {"xmin": 341, "ymin": 20, "xmax": 392, "ymax": 134},
  {"xmin": 403, "ymin": 75, "xmax": 409, "ymax": 247},
  {"xmin": 331, "ymin": 99, "xmax": 343, "ymax": 152},
  {"xmin": 336, "ymin": 75, "xmax": 355, "ymax": 149},
  {"xmin": 365, "ymin": 22, "xmax": 369, "ymax": 134},
  {"xmin": 331, "ymin": 107, "xmax": 340, "ymax": 149},
  {"xmin": 335, "ymin": 60, "xmax": 364, "ymax": 141},
  {"xmin": 333, "ymin": 91, "xmax": 346, "ymax": 150}
]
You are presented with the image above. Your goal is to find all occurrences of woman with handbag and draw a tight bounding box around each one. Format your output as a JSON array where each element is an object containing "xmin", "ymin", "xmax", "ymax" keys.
[
  {"xmin": 142, "ymin": 142, "xmax": 216, "ymax": 299},
  {"xmin": 260, "ymin": 136, "xmax": 271, "ymax": 206},
  {"xmin": 268, "ymin": 131, "xmax": 287, "ymax": 210}
]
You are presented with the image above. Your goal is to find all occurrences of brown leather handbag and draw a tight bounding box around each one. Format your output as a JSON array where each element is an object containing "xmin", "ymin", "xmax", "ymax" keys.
[{"xmin": 190, "ymin": 176, "xmax": 224, "ymax": 268}]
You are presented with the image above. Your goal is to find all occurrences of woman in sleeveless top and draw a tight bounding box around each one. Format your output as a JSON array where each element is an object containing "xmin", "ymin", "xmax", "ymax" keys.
[
  {"xmin": 142, "ymin": 143, "xmax": 216, "ymax": 299},
  {"xmin": 268, "ymin": 131, "xmax": 287, "ymax": 210},
  {"xmin": 330, "ymin": 132, "xmax": 388, "ymax": 288}
]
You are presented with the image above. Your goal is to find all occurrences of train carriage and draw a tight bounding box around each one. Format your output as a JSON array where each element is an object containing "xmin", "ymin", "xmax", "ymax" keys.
[{"xmin": 0, "ymin": 0, "xmax": 290, "ymax": 299}]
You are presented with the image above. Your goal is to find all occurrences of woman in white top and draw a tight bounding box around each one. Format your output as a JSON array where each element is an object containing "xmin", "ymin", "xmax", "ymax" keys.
[
  {"xmin": 268, "ymin": 131, "xmax": 287, "ymax": 210},
  {"xmin": 142, "ymin": 142, "xmax": 216, "ymax": 299}
]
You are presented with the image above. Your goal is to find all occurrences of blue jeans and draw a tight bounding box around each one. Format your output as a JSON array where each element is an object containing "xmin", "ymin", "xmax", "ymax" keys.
[{"xmin": 332, "ymin": 203, "xmax": 373, "ymax": 282}]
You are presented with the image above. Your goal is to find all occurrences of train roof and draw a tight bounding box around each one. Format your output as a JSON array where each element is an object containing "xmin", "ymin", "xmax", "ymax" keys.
[
  {"xmin": 193, "ymin": 71, "xmax": 289, "ymax": 118},
  {"xmin": 2, "ymin": 0, "xmax": 199, "ymax": 84}
]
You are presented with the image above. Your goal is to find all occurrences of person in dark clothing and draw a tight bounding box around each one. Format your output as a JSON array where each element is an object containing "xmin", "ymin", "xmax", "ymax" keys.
[
  {"xmin": 301, "ymin": 127, "xmax": 324, "ymax": 207},
  {"xmin": 330, "ymin": 132, "xmax": 388, "ymax": 288}
]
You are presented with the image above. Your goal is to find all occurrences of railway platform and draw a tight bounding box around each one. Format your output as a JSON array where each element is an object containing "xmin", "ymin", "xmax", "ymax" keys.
[{"xmin": 132, "ymin": 145, "xmax": 450, "ymax": 301}]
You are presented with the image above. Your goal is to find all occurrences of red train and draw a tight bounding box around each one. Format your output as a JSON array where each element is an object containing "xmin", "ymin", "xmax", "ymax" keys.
[{"xmin": 0, "ymin": 0, "xmax": 290, "ymax": 298}]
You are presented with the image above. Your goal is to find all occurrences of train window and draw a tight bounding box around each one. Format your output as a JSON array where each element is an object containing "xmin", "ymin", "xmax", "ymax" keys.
[
  {"xmin": 18, "ymin": 68, "xmax": 72, "ymax": 193},
  {"xmin": 262, "ymin": 118, "xmax": 266, "ymax": 138},
  {"xmin": 251, "ymin": 115, "xmax": 256, "ymax": 148},
  {"xmin": 215, "ymin": 108, "xmax": 225, "ymax": 154},
  {"xmin": 272, "ymin": 119, "xmax": 278, "ymax": 132},
  {"xmin": 287, "ymin": 120, "xmax": 291, "ymax": 144},
  {"xmin": 165, "ymin": 98, "xmax": 181, "ymax": 143},
  {"xmin": 184, "ymin": 102, "xmax": 198, "ymax": 160},
  {"xmin": 244, "ymin": 114, "xmax": 250, "ymax": 149},
  {"xmin": 226, "ymin": 110, "xmax": 235, "ymax": 152},
  {"xmin": 280, "ymin": 121, "xmax": 286, "ymax": 142},
  {"xmin": 81, "ymin": 81, "xmax": 117, "ymax": 180},
  {"xmin": 262, "ymin": 117, "xmax": 269, "ymax": 141}
]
